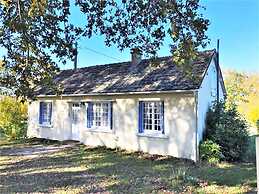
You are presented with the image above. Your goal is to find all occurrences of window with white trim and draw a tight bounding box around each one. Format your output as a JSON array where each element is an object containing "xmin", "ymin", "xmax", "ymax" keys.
[
  {"xmin": 139, "ymin": 101, "xmax": 164, "ymax": 134},
  {"xmin": 87, "ymin": 102, "xmax": 112, "ymax": 130},
  {"xmin": 39, "ymin": 102, "xmax": 52, "ymax": 126}
]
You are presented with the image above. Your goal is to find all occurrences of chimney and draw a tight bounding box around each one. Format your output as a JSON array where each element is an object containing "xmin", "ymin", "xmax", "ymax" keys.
[{"xmin": 131, "ymin": 48, "xmax": 142, "ymax": 65}]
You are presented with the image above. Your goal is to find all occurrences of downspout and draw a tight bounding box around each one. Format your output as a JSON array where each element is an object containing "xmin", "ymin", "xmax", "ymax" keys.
[{"xmin": 194, "ymin": 90, "xmax": 199, "ymax": 162}]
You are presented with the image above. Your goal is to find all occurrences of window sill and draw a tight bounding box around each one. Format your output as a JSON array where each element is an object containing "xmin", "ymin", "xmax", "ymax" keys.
[
  {"xmin": 39, "ymin": 124, "xmax": 53, "ymax": 128},
  {"xmin": 86, "ymin": 128, "xmax": 114, "ymax": 134},
  {"xmin": 137, "ymin": 133, "xmax": 169, "ymax": 139}
]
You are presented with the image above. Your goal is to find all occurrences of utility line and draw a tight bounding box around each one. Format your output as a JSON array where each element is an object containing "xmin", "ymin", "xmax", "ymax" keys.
[
  {"xmin": 74, "ymin": 31, "xmax": 124, "ymax": 62},
  {"xmin": 80, "ymin": 46, "xmax": 123, "ymax": 61}
]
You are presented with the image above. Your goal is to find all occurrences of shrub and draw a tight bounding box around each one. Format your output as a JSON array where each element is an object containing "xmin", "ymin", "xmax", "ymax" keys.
[
  {"xmin": 0, "ymin": 96, "xmax": 27, "ymax": 139},
  {"xmin": 204, "ymin": 102, "xmax": 249, "ymax": 162},
  {"xmin": 199, "ymin": 140, "xmax": 222, "ymax": 164},
  {"xmin": 242, "ymin": 135, "xmax": 256, "ymax": 163},
  {"xmin": 256, "ymin": 120, "xmax": 259, "ymax": 132}
]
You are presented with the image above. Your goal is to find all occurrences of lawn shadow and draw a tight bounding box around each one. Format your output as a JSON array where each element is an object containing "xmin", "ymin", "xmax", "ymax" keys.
[
  {"xmin": 0, "ymin": 140, "xmax": 257, "ymax": 193},
  {"xmin": 192, "ymin": 162, "xmax": 256, "ymax": 188}
]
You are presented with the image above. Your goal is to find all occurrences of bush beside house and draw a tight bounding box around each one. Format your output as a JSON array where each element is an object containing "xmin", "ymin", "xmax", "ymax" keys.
[
  {"xmin": 200, "ymin": 102, "xmax": 249, "ymax": 163},
  {"xmin": 199, "ymin": 140, "xmax": 222, "ymax": 163},
  {"xmin": 0, "ymin": 96, "xmax": 27, "ymax": 139}
]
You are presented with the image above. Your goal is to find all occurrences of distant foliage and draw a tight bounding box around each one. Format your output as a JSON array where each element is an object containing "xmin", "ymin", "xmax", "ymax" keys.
[
  {"xmin": 0, "ymin": 97, "xmax": 27, "ymax": 139},
  {"xmin": 204, "ymin": 102, "xmax": 249, "ymax": 162},
  {"xmin": 224, "ymin": 70, "xmax": 259, "ymax": 129},
  {"xmin": 257, "ymin": 120, "xmax": 259, "ymax": 131},
  {"xmin": 199, "ymin": 140, "xmax": 222, "ymax": 164},
  {"xmin": 242, "ymin": 135, "xmax": 256, "ymax": 163}
]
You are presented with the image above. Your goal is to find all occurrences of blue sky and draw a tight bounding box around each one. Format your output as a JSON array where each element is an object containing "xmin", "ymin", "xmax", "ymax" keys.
[
  {"xmin": 200, "ymin": 0, "xmax": 259, "ymax": 72},
  {"xmin": 67, "ymin": 0, "xmax": 259, "ymax": 72}
]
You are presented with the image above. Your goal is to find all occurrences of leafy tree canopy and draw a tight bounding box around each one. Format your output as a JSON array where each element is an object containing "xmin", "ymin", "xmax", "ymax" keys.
[{"xmin": 0, "ymin": 0, "xmax": 209, "ymax": 99}]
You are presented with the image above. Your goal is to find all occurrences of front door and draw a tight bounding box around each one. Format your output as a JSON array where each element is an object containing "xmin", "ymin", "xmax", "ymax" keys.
[{"xmin": 71, "ymin": 103, "xmax": 81, "ymax": 140}]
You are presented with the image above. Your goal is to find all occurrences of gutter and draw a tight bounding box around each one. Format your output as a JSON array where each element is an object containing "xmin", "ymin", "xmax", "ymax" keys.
[{"xmin": 37, "ymin": 89, "xmax": 198, "ymax": 98}]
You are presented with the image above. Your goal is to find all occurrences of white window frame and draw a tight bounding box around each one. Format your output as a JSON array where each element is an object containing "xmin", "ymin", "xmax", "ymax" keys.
[
  {"xmin": 142, "ymin": 101, "xmax": 163, "ymax": 136},
  {"xmin": 87, "ymin": 101, "xmax": 112, "ymax": 131},
  {"xmin": 39, "ymin": 101, "xmax": 52, "ymax": 127}
]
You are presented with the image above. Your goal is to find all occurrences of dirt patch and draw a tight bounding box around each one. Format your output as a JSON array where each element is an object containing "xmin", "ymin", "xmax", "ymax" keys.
[
  {"xmin": 0, "ymin": 144, "xmax": 73, "ymax": 157},
  {"xmin": 0, "ymin": 141, "xmax": 79, "ymax": 158}
]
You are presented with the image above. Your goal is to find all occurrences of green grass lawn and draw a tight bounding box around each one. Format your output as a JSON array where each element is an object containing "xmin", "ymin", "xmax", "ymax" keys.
[{"xmin": 0, "ymin": 138, "xmax": 256, "ymax": 193}]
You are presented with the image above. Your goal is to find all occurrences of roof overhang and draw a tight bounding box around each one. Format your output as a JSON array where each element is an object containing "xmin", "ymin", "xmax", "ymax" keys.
[
  {"xmin": 198, "ymin": 51, "xmax": 227, "ymax": 98},
  {"xmin": 37, "ymin": 89, "xmax": 198, "ymax": 98}
]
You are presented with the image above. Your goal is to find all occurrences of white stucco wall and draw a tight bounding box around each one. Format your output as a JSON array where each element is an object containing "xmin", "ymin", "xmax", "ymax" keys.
[
  {"xmin": 27, "ymin": 92, "xmax": 198, "ymax": 161},
  {"xmin": 197, "ymin": 57, "xmax": 225, "ymax": 144}
]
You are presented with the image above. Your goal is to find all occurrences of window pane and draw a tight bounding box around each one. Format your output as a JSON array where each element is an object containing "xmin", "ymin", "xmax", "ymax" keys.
[
  {"xmin": 41, "ymin": 102, "xmax": 51, "ymax": 124},
  {"xmin": 92, "ymin": 102, "xmax": 110, "ymax": 128},
  {"xmin": 142, "ymin": 101, "xmax": 163, "ymax": 133}
]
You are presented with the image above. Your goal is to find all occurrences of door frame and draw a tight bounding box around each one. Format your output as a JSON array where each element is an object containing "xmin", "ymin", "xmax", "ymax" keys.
[{"xmin": 70, "ymin": 102, "xmax": 81, "ymax": 140}]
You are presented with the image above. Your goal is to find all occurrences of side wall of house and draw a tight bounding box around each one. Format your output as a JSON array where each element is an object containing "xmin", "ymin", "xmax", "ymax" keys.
[
  {"xmin": 27, "ymin": 93, "xmax": 198, "ymax": 161},
  {"xmin": 197, "ymin": 58, "xmax": 225, "ymax": 143}
]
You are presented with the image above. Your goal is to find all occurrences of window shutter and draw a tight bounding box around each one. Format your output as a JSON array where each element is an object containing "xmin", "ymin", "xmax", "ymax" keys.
[
  {"xmin": 49, "ymin": 103, "xmax": 52, "ymax": 125},
  {"xmin": 161, "ymin": 101, "xmax": 165, "ymax": 134},
  {"xmin": 87, "ymin": 102, "xmax": 93, "ymax": 128},
  {"xmin": 138, "ymin": 101, "xmax": 144, "ymax": 133},
  {"xmin": 39, "ymin": 102, "xmax": 43, "ymax": 124},
  {"xmin": 110, "ymin": 102, "xmax": 113, "ymax": 130}
]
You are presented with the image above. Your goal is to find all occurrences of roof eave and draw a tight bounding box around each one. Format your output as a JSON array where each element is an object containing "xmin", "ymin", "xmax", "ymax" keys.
[{"xmin": 37, "ymin": 89, "xmax": 198, "ymax": 98}]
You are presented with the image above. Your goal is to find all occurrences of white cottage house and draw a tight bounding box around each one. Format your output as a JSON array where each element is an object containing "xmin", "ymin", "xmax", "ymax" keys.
[{"xmin": 27, "ymin": 49, "xmax": 226, "ymax": 162}]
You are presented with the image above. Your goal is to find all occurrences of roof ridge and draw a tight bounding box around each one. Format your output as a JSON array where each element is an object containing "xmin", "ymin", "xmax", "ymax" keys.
[
  {"xmin": 61, "ymin": 56, "xmax": 172, "ymax": 72},
  {"xmin": 60, "ymin": 49, "xmax": 215, "ymax": 72}
]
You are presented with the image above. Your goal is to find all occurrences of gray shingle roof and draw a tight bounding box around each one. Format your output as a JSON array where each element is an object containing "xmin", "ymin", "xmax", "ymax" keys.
[{"xmin": 37, "ymin": 50, "xmax": 216, "ymax": 95}]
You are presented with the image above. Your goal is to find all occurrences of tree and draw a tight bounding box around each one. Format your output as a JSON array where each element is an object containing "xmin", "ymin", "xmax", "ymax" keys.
[
  {"xmin": 0, "ymin": 0, "xmax": 81, "ymax": 99},
  {"xmin": 0, "ymin": 96, "xmax": 27, "ymax": 139},
  {"xmin": 205, "ymin": 102, "xmax": 249, "ymax": 162},
  {"xmin": 224, "ymin": 70, "xmax": 259, "ymax": 128},
  {"xmin": 224, "ymin": 70, "xmax": 250, "ymax": 106},
  {"xmin": 0, "ymin": 0, "xmax": 209, "ymax": 99},
  {"xmin": 0, "ymin": 59, "xmax": 12, "ymax": 95}
]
